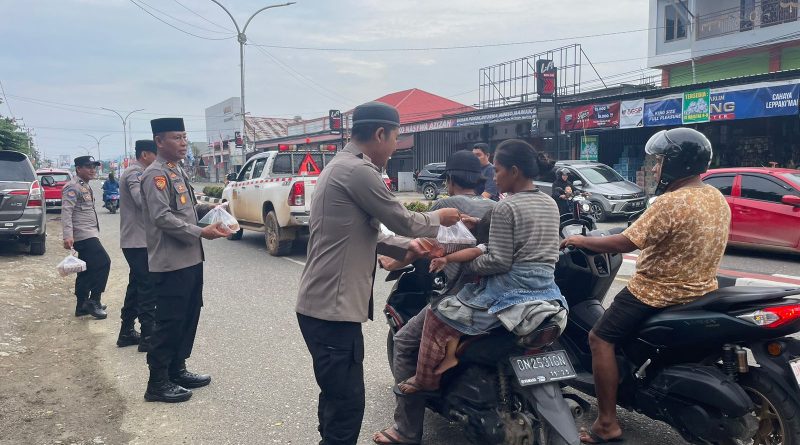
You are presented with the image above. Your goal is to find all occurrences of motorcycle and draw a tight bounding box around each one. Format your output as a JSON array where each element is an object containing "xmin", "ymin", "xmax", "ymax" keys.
[
  {"xmin": 558, "ymin": 181, "xmax": 594, "ymax": 232},
  {"xmin": 103, "ymin": 192, "xmax": 119, "ymax": 214},
  {"xmin": 383, "ymin": 260, "xmax": 580, "ymax": 445},
  {"xmin": 555, "ymin": 217, "xmax": 800, "ymax": 444}
]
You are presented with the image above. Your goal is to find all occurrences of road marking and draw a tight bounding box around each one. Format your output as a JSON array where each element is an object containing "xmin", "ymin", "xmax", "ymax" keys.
[{"xmin": 283, "ymin": 257, "xmax": 306, "ymax": 267}]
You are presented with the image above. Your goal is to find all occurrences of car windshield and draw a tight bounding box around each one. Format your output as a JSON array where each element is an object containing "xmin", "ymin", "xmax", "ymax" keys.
[
  {"xmin": 576, "ymin": 165, "xmax": 624, "ymax": 184},
  {"xmin": 781, "ymin": 173, "xmax": 800, "ymax": 189},
  {"xmin": 0, "ymin": 159, "xmax": 35, "ymax": 182},
  {"xmin": 38, "ymin": 173, "xmax": 71, "ymax": 183}
]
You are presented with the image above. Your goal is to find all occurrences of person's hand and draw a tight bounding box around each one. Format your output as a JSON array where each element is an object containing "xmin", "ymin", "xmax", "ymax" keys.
[
  {"xmin": 430, "ymin": 257, "xmax": 448, "ymax": 273},
  {"xmin": 460, "ymin": 215, "xmax": 480, "ymax": 230},
  {"xmin": 435, "ymin": 208, "xmax": 461, "ymax": 227},
  {"xmin": 200, "ymin": 222, "xmax": 232, "ymax": 240},
  {"xmin": 63, "ymin": 238, "xmax": 74, "ymax": 250},
  {"xmin": 416, "ymin": 238, "xmax": 445, "ymax": 258},
  {"xmin": 378, "ymin": 255, "xmax": 402, "ymax": 271},
  {"xmin": 560, "ymin": 235, "xmax": 585, "ymax": 250}
]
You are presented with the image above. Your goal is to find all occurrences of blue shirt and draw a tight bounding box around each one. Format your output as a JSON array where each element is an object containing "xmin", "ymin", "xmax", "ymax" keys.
[{"xmin": 476, "ymin": 164, "xmax": 498, "ymax": 201}]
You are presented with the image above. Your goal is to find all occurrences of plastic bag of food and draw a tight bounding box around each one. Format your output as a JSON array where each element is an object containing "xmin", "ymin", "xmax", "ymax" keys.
[
  {"xmin": 57, "ymin": 250, "xmax": 87, "ymax": 277},
  {"xmin": 436, "ymin": 221, "xmax": 477, "ymax": 254},
  {"xmin": 198, "ymin": 203, "xmax": 240, "ymax": 232}
]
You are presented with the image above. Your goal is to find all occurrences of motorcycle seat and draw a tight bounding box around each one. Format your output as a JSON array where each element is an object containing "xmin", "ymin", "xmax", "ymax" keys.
[
  {"xmin": 660, "ymin": 286, "xmax": 800, "ymax": 313},
  {"xmin": 455, "ymin": 320, "xmax": 562, "ymax": 359}
]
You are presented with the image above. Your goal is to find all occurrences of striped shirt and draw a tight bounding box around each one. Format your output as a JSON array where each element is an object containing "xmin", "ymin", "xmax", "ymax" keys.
[{"xmin": 467, "ymin": 189, "xmax": 560, "ymax": 276}]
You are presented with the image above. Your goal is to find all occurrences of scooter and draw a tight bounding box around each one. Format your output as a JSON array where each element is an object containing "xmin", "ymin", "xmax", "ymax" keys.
[
  {"xmin": 555, "ymin": 217, "xmax": 800, "ymax": 444},
  {"xmin": 384, "ymin": 261, "xmax": 580, "ymax": 445},
  {"xmin": 103, "ymin": 192, "xmax": 119, "ymax": 214}
]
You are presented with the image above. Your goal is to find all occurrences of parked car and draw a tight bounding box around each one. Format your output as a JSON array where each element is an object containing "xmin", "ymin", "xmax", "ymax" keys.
[
  {"xmin": 36, "ymin": 168, "xmax": 72, "ymax": 211},
  {"xmin": 0, "ymin": 151, "xmax": 50, "ymax": 255},
  {"xmin": 415, "ymin": 162, "xmax": 447, "ymax": 200},
  {"xmin": 701, "ymin": 167, "xmax": 800, "ymax": 254},
  {"xmin": 535, "ymin": 160, "xmax": 646, "ymax": 221},
  {"xmin": 381, "ymin": 172, "xmax": 393, "ymax": 191}
]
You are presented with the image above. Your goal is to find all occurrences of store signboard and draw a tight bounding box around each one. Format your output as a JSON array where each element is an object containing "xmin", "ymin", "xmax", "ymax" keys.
[
  {"xmin": 619, "ymin": 99, "xmax": 645, "ymax": 129},
  {"xmin": 682, "ymin": 88, "xmax": 711, "ymax": 124},
  {"xmin": 400, "ymin": 119, "xmax": 455, "ymax": 134},
  {"xmin": 710, "ymin": 82, "xmax": 800, "ymax": 121},
  {"xmin": 580, "ymin": 136, "xmax": 599, "ymax": 161},
  {"xmin": 643, "ymin": 96, "xmax": 683, "ymax": 127},
  {"xmin": 455, "ymin": 107, "xmax": 538, "ymax": 127},
  {"xmin": 560, "ymin": 102, "xmax": 620, "ymax": 131}
]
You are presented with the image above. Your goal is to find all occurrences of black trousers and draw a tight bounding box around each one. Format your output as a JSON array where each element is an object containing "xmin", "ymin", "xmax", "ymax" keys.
[
  {"xmin": 146, "ymin": 263, "xmax": 203, "ymax": 371},
  {"xmin": 73, "ymin": 237, "xmax": 110, "ymax": 300},
  {"xmin": 121, "ymin": 248, "xmax": 156, "ymax": 326},
  {"xmin": 297, "ymin": 313, "xmax": 365, "ymax": 445}
]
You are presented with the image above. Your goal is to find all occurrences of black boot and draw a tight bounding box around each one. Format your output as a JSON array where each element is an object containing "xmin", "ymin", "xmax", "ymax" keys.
[
  {"xmin": 137, "ymin": 322, "xmax": 154, "ymax": 353},
  {"xmin": 75, "ymin": 296, "xmax": 89, "ymax": 317},
  {"xmin": 169, "ymin": 360, "xmax": 211, "ymax": 389},
  {"xmin": 90, "ymin": 293, "xmax": 107, "ymax": 310},
  {"xmin": 116, "ymin": 320, "xmax": 140, "ymax": 347},
  {"xmin": 82, "ymin": 299, "xmax": 107, "ymax": 320},
  {"xmin": 144, "ymin": 367, "xmax": 192, "ymax": 403}
]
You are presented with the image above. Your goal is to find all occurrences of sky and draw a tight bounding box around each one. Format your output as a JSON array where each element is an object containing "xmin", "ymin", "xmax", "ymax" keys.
[{"xmin": 0, "ymin": 0, "xmax": 652, "ymax": 162}]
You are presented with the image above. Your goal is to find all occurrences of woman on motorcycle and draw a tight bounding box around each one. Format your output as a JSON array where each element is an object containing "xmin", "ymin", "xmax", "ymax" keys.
[
  {"xmin": 396, "ymin": 139, "xmax": 564, "ymax": 395},
  {"xmin": 102, "ymin": 172, "xmax": 119, "ymax": 203}
]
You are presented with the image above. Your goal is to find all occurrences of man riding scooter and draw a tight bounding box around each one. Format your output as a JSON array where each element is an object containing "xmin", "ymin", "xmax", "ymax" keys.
[
  {"xmin": 102, "ymin": 172, "xmax": 120, "ymax": 213},
  {"xmin": 560, "ymin": 127, "xmax": 731, "ymax": 444}
]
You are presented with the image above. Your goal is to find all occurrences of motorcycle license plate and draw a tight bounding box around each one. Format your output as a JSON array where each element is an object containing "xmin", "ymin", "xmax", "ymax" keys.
[
  {"xmin": 509, "ymin": 350, "xmax": 576, "ymax": 386},
  {"xmin": 789, "ymin": 358, "xmax": 800, "ymax": 388}
]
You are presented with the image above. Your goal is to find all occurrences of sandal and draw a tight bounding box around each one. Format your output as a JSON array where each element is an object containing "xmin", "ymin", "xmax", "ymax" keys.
[
  {"xmin": 392, "ymin": 379, "xmax": 439, "ymax": 398},
  {"xmin": 372, "ymin": 427, "xmax": 420, "ymax": 445},
  {"xmin": 579, "ymin": 428, "xmax": 624, "ymax": 444}
]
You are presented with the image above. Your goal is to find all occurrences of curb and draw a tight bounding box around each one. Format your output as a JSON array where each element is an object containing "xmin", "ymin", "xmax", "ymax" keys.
[
  {"xmin": 619, "ymin": 253, "xmax": 800, "ymax": 288},
  {"xmin": 196, "ymin": 194, "xmax": 222, "ymax": 204}
]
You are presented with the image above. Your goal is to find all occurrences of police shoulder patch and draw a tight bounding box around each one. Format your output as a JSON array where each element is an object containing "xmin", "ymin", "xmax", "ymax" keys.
[
  {"xmin": 154, "ymin": 176, "xmax": 167, "ymax": 191},
  {"xmin": 65, "ymin": 190, "xmax": 77, "ymax": 198}
]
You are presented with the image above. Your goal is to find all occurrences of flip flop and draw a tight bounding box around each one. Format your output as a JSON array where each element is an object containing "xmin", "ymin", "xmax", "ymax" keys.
[
  {"xmin": 372, "ymin": 428, "xmax": 420, "ymax": 445},
  {"xmin": 579, "ymin": 428, "xmax": 624, "ymax": 444},
  {"xmin": 392, "ymin": 379, "xmax": 439, "ymax": 399}
]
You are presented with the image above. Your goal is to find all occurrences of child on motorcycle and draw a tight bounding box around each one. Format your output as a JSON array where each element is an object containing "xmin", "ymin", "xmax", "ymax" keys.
[{"xmin": 397, "ymin": 139, "xmax": 563, "ymax": 396}]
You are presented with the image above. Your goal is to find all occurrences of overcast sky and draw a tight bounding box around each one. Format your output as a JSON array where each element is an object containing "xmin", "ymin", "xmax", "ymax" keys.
[{"xmin": 1, "ymin": 0, "xmax": 651, "ymax": 161}]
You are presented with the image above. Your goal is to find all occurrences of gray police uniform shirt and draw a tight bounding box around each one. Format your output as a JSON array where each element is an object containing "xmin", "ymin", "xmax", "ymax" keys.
[
  {"xmin": 296, "ymin": 142, "xmax": 441, "ymax": 323},
  {"xmin": 140, "ymin": 156, "xmax": 204, "ymax": 273},
  {"xmin": 61, "ymin": 176, "xmax": 99, "ymax": 242},
  {"xmin": 119, "ymin": 160, "xmax": 147, "ymax": 249}
]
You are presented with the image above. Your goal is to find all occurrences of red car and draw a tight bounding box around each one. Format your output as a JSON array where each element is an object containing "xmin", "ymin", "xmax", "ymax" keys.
[
  {"xmin": 35, "ymin": 168, "xmax": 73, "ymax": 211},
  {"xmin": 701, "ymin": 167, "xmax": 800, "ymax": 253}
]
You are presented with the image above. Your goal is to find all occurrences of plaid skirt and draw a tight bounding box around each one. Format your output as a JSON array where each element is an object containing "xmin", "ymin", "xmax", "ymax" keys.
[{"xmin": 414, "ymin": 307, "xmax": 462, "ymax": 390}]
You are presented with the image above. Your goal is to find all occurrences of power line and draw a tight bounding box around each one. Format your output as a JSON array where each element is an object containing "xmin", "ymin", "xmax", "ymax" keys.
[
  {"xmin": 0, "ymin": 79, "xmax": 15, "ymax": 119},
  {"xmin": 128, "ymin": 0, "xmax": 234, "ymax": 41},
  {"xmin": 172, "ymin": 0, "xmax": 233, "ymax": 32},
  {"xmin": 136, "ymin": 0, "xmax": 232, "ymax": 35}
]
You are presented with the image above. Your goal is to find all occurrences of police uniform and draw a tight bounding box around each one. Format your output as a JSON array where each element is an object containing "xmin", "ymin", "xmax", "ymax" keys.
[
  {"xmin": 62, "ymin": 156, "xmax": 109, "ymax": 320},
  {"xmin": 296, "ymin": 102, "xmax": 441, "ymax": 445},
  {"xmin": 140, "ymin": 117, "xmax": 211, "ymax": 403},
  {"xmin": 116, "ymin": 140, "xmax": 158, "ymax": 351}
]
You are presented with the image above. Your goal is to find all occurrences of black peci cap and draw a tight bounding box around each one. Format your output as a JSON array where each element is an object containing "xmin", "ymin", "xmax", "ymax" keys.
[
  {"xmin": 445, "ymin": 150, "xmax": 483, "ymax": 184},
  {"xmin": 74, "ymin": 156, "xmax": 101, "ymax": 168},
  {"xmin": 135, "ymin": 139, "xmax": 157, "ymax": 153},
  {"xmin": 352, "ymin": 101, "xmax": 400, "ymax": 127},
  {"xmin": 151, "ymin": 117, "xmax": 185, "ymax": 134}
]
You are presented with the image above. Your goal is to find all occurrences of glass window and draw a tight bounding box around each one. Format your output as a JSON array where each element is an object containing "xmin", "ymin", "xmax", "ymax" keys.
[
  {"xmin": 272, "ymin": 154, "xmax": 292, "ymax": 174},
  {"xmin": 272, "ymin": 153, "xmax": 325, "ymax": 175},
  {"xmin": 251, "ymin": 158, "xmax": 268, "ymax": 179},
  {"xmin": 665, "ymin": 5, "xmax": 676, "ymax": 41},
  {"xmin": 0, "ymin": 159, "xmax": 35, "ymax": 182},
  {"xmin": 237, "ymin": 160, "xmax": 255, "ymax": 181},
  {"xmin": 740, "ymin": 175, "xmax": 798, "ymax": 203},
  {"xmin": 702, "ymin": 175, "xmax": 734, "ymax": 196},
  {"xmin": 576, "ymin": 166, "xmax": 624, "ymax": 184},
  {"xmin": 38, "ymin": 172, "xmax": 71, "ymax": 183},
  {"xmin": 781, "ymin": 173, "xmax": 800, "ymax": 189}
]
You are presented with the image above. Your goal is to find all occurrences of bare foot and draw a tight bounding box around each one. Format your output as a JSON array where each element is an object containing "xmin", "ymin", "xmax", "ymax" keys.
[
  {"xmin": 434, "ymin": 355, "xmax": 458, "ymax": 375},
  {"xmin": 579, "ymin": 425, "xmax": 623, "ymax": 443},
  {"xmin": 372, "ymin": 426, "xmax": 415, "ymax": 444}
]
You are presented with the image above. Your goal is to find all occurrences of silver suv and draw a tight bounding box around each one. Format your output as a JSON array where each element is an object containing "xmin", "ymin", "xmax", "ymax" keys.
[
  {"xmin": 0, "ymin": 151, "xmax": 50, "ymax": 255},
  {"xmin": 535, "ymin": 161, "xmax": 647, "ymax": 222}
]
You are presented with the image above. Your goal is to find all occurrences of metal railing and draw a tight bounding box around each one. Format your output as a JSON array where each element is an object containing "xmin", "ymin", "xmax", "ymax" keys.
[{"xmin": 696, "ymin": 1, "xmax": 798, "ymax": 40}]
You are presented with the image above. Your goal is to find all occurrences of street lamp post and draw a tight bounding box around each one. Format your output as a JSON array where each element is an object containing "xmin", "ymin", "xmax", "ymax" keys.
[
  {"xmin": 209, "ymin": 0, "xmax": 295, "ymax": 165},
  {"xmin": 86, "ymin": 133, "xmax": 111, "ymax": 163},
  {"xmin": 102, "ymin": 108, "xmax": 144, "ymax": 161}
]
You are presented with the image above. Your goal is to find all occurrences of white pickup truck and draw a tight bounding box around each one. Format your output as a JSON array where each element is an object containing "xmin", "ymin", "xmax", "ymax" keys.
[{"xmin": 222, "ymin": 148, "xmax": 336, "ymax": 256}]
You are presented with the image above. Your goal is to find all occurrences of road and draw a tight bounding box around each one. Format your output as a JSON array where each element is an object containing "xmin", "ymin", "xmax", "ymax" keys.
[{"xmin": 4, "ymin": 182, "xmax": 797, "ymax": 444}]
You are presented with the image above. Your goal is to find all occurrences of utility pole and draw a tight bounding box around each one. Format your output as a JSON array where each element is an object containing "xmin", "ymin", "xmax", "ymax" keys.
[
  {"xmin": 102, "ymin": 108, "xmax": 144, "ymax": 161},
  {"xmin": 209, "ymin": 0, "xmax": 295, "ymax": 165}
]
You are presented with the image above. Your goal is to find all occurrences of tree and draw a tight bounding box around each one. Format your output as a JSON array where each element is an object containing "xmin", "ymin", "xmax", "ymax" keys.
[{"xmin": 0, "ymin": 107, "xmax": 40, "ymax": 165}]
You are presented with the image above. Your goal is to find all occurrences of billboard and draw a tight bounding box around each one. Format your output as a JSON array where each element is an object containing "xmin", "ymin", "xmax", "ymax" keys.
[
  {"xmin": 643, "ymin": 96, "xmax": 683, "ymax": 127},
  {"xmin": 560, "ymin": 102, "xmax": 620, "ymax": 131},
  {"xmin": 709, "ymin": 82, "xmax": 800, "ymax": 121},
  {"xmin": 580, "ymin": 135, "xmax": 599, "ymax": 161},
  {"xmin": 536, "ymin": 59, "xmax": 557, "ymax": 98},
  {"xmin": 619, "ymin": 99, "xmax": 644, "ymax": 129},
  {"xmin": 682, "ymin": 88, "xmax": 711, "ymax": 124}
]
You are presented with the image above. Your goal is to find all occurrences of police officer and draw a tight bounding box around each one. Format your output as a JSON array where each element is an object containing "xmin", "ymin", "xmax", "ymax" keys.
[
  {"xmin": 296, "ymin": 102, "xmax": 461, "ymax": 445},
  {"xmin": 116, "ymin": 140, "xmax": 158, "ymax": 351},
  {"xmin": 62, "ymin": 156, "xmax": 109, "ymax": 320},
  {"xmin": 140, "ymin": 118, "xmax": 230, "ymax": 403}
]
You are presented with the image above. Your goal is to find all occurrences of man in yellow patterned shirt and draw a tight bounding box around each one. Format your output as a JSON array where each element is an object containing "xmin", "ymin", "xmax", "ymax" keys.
[{"xmin": 561, "ymin": 128, "xmax": 730, "ymax": 444}]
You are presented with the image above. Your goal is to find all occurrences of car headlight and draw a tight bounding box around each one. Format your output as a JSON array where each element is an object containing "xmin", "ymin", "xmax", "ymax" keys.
[{"xmin": 605, "ymin": 194, "xmax": 622, "ymax": 200}]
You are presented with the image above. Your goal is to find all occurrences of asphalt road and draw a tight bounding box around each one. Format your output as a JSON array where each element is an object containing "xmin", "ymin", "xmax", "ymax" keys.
[{"xmin": 77, "ymin": 182, "xmax": 795, "ymax": 444}]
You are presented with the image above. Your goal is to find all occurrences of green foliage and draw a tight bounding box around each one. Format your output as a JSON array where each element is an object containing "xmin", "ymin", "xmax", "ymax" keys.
[
  {"xmin": 202, "ymin": 186, "xmax": 224, "ymax": 199},
  {"xmin": 404, "ymin": 201, "xmax": 433, "ymax": 212},
  {"xmin": 0, "ymin": 116, "xmax": 38, "ymax": 163}
]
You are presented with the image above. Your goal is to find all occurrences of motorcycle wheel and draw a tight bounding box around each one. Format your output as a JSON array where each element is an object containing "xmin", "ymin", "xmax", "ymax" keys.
[
  {"xmin": 110, "ymin": 206, "xmax": 116, "ymax": 214},
  {"xmin": 387, "ymin": 330, "xmax": 395, "ymax": 377},
  {"xmin": 724, "ymin": 369, "xmax": 800, "ymax": 445}
]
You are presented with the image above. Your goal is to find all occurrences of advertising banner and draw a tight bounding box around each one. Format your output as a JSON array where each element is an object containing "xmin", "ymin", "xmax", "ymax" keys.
[
  {"xmin": 536, "ymin": 59, "xmax": 557, "ymax": 98},
  {"xmin": 682, "ymin": 88, "xmax": 711, "ymax": 124},
  {"xmin": 643, "ymin": 96, "xmax": 683, "ymax": 127},
  {"xmin": 560, "ymin": 102, "xmax": 620, "ymax": 131},
  {"xmin": 400, "ymin": 119, "xmax": 455, "ymax": 134},
  {"xmin": 710, "ymin": 82, "xmax": 800, "ymax": 121},
  {"xmin": 580, "ymin": 136, "xmax": 599, "ymax": 161},
  {"xmin": 455, "ymin": 107, "xmax": 538, "ymax": 127},
  {"xmin": 619, "ymin": 99, "xmax": 645, "ymax": 129}
]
